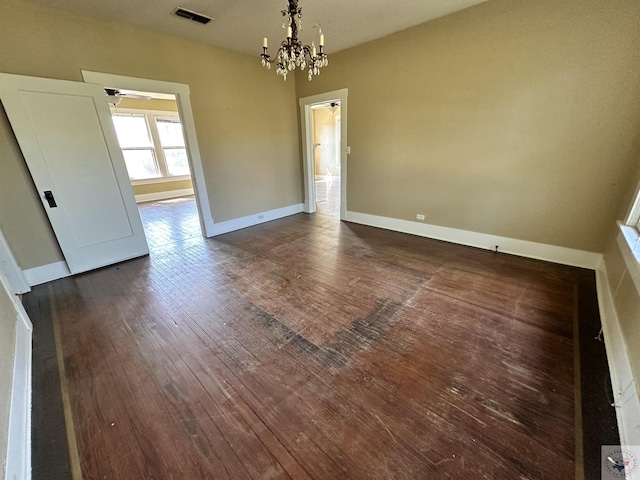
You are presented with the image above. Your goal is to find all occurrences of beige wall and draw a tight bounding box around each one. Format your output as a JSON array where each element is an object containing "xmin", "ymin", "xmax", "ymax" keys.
[
  {"xmin": 115, "ymin": 97, "xmax": 178, "ymax": 112},
  {"xmin": 0, "ymin": 107, "xmax": 64, "ymax": 269},
  {"xmin": 296, "ymin": 0, "xmax": 640, "ymax": 253},
  {"xmin": 0, "ymin": 0, "xmax": 301, "ymax": 270},
  {"xmin": 132, "ymin": 179, "xmax": 193, "ymax": 197}
]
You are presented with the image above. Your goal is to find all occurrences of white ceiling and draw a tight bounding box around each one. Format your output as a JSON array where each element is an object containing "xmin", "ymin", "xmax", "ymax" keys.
[{"xmin": 30, "ymin": 0, "xmax": 487, "ymax": 56}]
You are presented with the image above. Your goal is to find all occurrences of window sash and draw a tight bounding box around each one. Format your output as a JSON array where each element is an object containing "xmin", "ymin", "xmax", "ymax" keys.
[
  {"xmin": 112, "ymin": 114, "xmax": 153, "ymax": 149},
  {"xmin": 156, "ymin": 118, "xmax": 186, "ymax": 149},
  {"xmin": 163, "ymin": 147, "xmax": 190, "ymax": 176},
  {"xmin": 121, "ymin": 148, "xmax": 160, "ymax": 180}
]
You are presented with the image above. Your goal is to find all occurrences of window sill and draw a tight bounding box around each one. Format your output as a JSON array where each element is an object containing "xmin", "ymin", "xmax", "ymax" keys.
[
  {"xmin": 619, "ymin": 222, "xmax": 640, "ymax": 261},
  {"xmin": 617, "ymin": 221, "xmax": 640, "ymax": 294},
  {"xmin": 131, "ymin": 175, "xmax": 191, "ymax": 186}
]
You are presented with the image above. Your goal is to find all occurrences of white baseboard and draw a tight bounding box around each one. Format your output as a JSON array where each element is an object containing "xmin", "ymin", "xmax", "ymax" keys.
[
  {"xmin": 345, "ymin": 211, "xmax": 602, "ymax": 269},
  {"xmin": 596, "ymin": 261, "xmax": 640, "ymax": 446},
  {"xmin": 20, "ymin": 203, "xmax": 304, "ymax": 281},
  {"xmin": 135, "ymin": 188, "xmax": 194, "ymax": 203},
  {"xmin": 5, "ymin": 288, "xmax": 32, "ymax": 480},
  {"xmin": 23, "ymin": 261, "xmax": 70, "ymax": 286},
  {"xmin": 207, "ymin": 203, "xmax": 304, "ymax": 237}
]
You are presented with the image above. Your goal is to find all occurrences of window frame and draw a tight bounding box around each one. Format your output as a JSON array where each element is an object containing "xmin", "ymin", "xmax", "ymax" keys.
[
  {"xmin": 154, "ymin": 116, "xmax": 191, "ymax": 177},
  {"xmin": 110, "ymin": 107, "xmax": 191, "ymax": 185},
  {"xmin": 621, "ymin": 180, "xmax": 640, "ymax": 262},
  {"xmin": 111, "ymin": 112, "xmax": 160, "ymax": 180}
]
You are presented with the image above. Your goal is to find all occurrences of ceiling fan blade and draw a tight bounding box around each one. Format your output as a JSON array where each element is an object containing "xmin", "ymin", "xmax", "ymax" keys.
[{"xmin": 123, "ymin": 93, "xmax": 152, "ymax": 101}]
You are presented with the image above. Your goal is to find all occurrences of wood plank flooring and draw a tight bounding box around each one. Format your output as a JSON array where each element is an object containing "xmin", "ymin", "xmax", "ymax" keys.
[
  {"xmin": 314, "ymin": 176, "xmax": 340, "ymax": 218},
  {"xmin": 27, "ymin": 195, "xmax": 604, "ymax": 479}
]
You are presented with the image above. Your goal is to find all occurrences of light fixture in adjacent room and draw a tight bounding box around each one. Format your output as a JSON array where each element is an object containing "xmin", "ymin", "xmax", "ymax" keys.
[{"xmin": 260, "ymin": 0, "xmax": 328, "ymax": 81}]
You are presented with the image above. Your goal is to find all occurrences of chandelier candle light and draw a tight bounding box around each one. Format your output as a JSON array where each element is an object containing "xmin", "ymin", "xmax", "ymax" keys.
[{"xmin": 261, "ymin": 0, "xmax": 328, "ymax": 81}]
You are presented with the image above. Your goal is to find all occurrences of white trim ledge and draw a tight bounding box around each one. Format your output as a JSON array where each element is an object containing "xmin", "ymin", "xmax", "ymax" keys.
[
  {"xmin": 345, "ymin": 211, "xmax": 602, "ymax": 269},
  {"xmin": 596, "ymin": 261, "xmax": 640, "ymax": 445},
  {"xmin": 618, "ymin": 223, "xmax": 640, "ymax": 295},
  {"xmin": 208, "ymin": 204, "xmax": 304, "ymax": 237},
  {"xmin": 4, "ymin": 275, "xmax": 33, "ymax": 480},
  {"xmin": 135, "ymin": 188, "xmax": 194, "ymax": 204},
  {"xmin": 0, "ymin": 229, "xmax": 30, "ymax": 294},
  {"xmin": 131, "ymin": 175, "xmax": 190, "ymax": 187},
  {"xmin": 23, "ymin": 261, "xmax": 70, "ymax": 286}
]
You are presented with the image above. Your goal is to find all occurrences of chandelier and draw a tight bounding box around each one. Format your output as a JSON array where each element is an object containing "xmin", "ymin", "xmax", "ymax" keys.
[{"xmin": 260, "ymin": 0, "xmax": 328, "ymax": 81}]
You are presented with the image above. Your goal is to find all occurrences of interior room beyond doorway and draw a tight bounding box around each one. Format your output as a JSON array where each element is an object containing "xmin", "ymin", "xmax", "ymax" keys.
[
  {"xmin": 108, "ymin": 91, "xmax": 194, "ymax": 203},
  {"xmin": 312, "ymin": 102, "xmax": 341, "ymax": 217},
  {"xmin": 108, "ymin": 89, "xmax": 202, "ymax": 247}
]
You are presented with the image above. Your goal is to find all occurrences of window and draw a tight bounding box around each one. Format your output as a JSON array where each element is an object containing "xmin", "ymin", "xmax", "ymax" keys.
[
  {"xmin": 621, "ymin": 181, "xmax": 640, "ymax": 261},
  {"xmin": 111, "ymin": 110, "xmax": 191, "ymax": 182},
  {"xmin": 156, "ymin": 118, "xmax": 190, "ymax": 176},
  {"xmin": 626, "ymin": 185, "xmax": 640, "ymax": 230},
  {"xmin": 112, "ymin": 114, "xmax": 159, "ymax": 180}
]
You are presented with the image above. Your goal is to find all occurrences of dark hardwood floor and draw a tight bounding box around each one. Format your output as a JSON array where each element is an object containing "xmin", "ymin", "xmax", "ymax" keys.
[{"xmin": 27, "ymin": 193, "xmax": 617, "ymax": 479}]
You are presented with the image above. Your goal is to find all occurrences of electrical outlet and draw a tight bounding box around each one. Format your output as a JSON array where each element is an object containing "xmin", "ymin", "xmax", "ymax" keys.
[{"xmin": 416, "ymin": 214, "xmax": 425, "ymax": 221}]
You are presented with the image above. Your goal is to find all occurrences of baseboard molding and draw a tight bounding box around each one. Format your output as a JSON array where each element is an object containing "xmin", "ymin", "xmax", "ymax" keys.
[
  {"xmin": 23, "ymin": 261, "xmax": 70, "ymax": 287},
  {"xmin": 5, "ymin": 291, "xmax": 33, "ymax": 480},
  {"xmin": 596, "ymin": 261, "xmax": 640, "ymax": 446},
  {"xmin": 345, "ymin": 211, "xmax": 602, "ymax": 269},
  {"xmin": 20, "ymin": 203, "xmax": 303, "ymax": 281},
  {"xmin": 207, "ymin": 203, "xmax": 304, "ymax": 237},
  {"xmin": 135, "ymin": 188, "xmax": 194, "ymax": 203}
]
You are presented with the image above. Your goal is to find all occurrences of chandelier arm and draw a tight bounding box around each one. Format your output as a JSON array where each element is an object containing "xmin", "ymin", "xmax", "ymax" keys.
[
  {"xmin": 264, "ymin": 43, "xmax": 316, "ymax": 63},
  {"xmin": 261, "ymin": 54, "xmax": 276, "ymax": 65}
]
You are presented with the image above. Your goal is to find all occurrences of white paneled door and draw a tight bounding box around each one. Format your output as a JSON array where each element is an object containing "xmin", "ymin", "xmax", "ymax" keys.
[{"xmin": 0, "ymin": 73, "xmax": 149, "ymax": 274}]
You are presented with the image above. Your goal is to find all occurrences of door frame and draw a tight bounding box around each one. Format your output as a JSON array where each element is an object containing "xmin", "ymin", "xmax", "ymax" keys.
[
  {"xmin": 299, "ymin": 89, "xmax": 348, "ymax": 220},
  {"xmin": 81, "ymin": 71, "xmax": 215, "ymax": 237},
  {"xmin": 0, "ymin": 227, "xmax": 30, "ymax": 294}
]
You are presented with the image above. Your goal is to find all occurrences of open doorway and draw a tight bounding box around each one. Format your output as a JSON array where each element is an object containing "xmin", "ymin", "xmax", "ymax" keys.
[
  {"xmin": 311, "ymin": 102, "xmax": 341, "ymax": 217},
  {"xmin": 299, "ymin": 89, "xmax": 348, "ymax": 220},
  {"xmin": 107, "ymin": 89, "xmax": 201, "ymax": 252},
  {"xmin": 82, "ymin": 71, "xmax": 214, "ymax": 241}
]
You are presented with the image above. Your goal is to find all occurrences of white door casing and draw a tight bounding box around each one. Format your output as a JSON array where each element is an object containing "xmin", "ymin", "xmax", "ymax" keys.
[
  {"xmin": 0, "ymin": 73, "xmax": 149, "ymax": 274},
  {"xmin": 299, "ymin": 89, "xmax": 348, "ymax": 220},
  {"xmin": 0, "ymin": 227, "xmax": 30, "ymax": 294},
  {"xmin": 81, "ymin": 71, "xmax": 214, "ymax": 237}
]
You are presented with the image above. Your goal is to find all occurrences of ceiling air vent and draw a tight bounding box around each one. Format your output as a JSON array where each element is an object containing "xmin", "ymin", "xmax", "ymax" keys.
[{"xmin": 172, "ymin": 6, "xmax": 213, "ymax": 25}]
